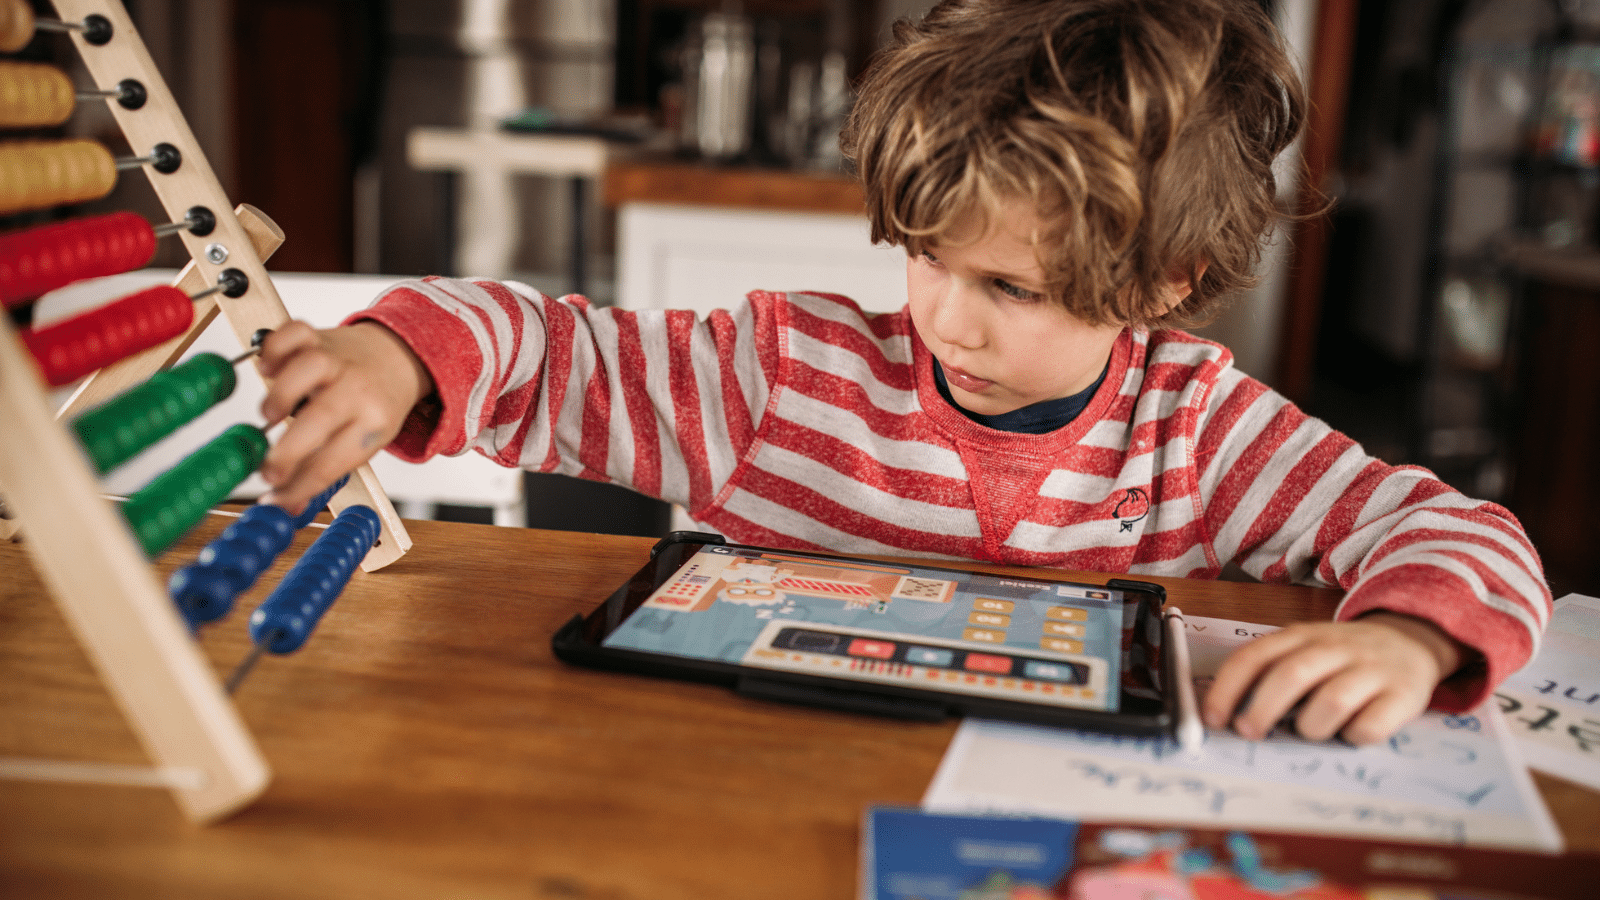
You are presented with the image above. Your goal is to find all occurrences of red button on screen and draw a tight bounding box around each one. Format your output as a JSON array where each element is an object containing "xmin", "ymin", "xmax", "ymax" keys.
[
  {"xmin": 847, "ymin": 638, "xmax": 896, "ymax": 659},
  {"xmin": 964, "ymin": 653, "xmax": 1012, "ymax": 674}
]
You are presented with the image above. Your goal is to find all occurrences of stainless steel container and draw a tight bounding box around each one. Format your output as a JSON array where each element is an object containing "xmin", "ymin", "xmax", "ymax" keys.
[{"xmin": 681, "ymin": 11, "xmax": 756, "ymax": 160}]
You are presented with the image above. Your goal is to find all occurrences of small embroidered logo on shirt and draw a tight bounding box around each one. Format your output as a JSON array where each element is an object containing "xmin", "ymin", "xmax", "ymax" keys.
[{"xmin": 1113, "ymin": 487, "xmax": 1150, "ymax": 532}]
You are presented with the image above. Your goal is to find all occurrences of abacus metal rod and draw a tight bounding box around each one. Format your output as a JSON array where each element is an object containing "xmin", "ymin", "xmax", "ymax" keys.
[
  {"xmin": 154, "ymin": 206, "xmax": 217, "ymax": 237},
  {"xmin": 76, "ymin": 78, "xmax": 145, "ymax": 110},
  {"xmin": 223, "ymin": 642, "xmax": 268, "ymax": 694},
  {"xmin": 113, "ymin": 142, "xmax": 181, "ymax": 174},
  {"xmin": 189, "ymin": 268, "xmax": 249, "ymax": 301},
  {"xmin": 220, "ymin": 333, "xmax": 264, "ymax": 375},
  {"xmin": 31, "ymin": 13, "xmax": 112, "ymax": 45}
]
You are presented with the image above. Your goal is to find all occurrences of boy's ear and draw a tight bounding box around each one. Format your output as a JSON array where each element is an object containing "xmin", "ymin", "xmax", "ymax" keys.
[{"xmin": 1162, "ymin": 261, "xmax": 1208, "ymax": 311}]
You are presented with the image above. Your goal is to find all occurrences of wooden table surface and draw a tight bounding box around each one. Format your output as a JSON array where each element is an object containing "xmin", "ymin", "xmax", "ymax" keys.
[{"xmin": 2, "ymin": 517, "xmax": 1595, "ymax": 898}]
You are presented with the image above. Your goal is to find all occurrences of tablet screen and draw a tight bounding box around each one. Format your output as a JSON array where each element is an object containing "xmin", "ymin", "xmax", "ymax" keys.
[{"xmin": 599, "ymin": 544, "xmax": 1155, "ymax": 714}]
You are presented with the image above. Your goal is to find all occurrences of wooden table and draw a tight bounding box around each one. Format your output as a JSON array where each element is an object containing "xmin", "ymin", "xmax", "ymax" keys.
[{"xmin": 2, "ymin": 518, "xmax": 1596, "ymax": 898}]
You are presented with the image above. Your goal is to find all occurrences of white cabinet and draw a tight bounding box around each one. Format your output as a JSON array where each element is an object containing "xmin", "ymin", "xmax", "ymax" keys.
[{"xmin": 615, "ymin": 202, "xmax": 908, "ymax": 315}]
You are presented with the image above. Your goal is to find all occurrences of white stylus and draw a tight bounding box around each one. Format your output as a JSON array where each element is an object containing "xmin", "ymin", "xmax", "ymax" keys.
[{"xmin": 1165, "ymin": 606, "xmax": 1205, "ymax": 756}]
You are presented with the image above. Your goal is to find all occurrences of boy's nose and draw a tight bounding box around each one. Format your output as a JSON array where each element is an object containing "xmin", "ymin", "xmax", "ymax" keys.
[{"xmin": 930, "ymin": 283, "xmax": 986, "ymax": 349}]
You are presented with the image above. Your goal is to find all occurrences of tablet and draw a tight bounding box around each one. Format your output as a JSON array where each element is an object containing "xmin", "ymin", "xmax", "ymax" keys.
[{"xmin": 552, "ymin": 532, "xmax": 1179, "ymax": 738}]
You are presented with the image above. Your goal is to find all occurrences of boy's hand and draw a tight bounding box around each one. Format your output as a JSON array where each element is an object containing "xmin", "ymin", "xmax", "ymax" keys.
[
  {"xmin": 1201, "ymin": 612, "xmax": 1467, "ymax": 745},
  {"xmin": 255, "ymin": 320, "xmax": 434, "ymax": 515}
]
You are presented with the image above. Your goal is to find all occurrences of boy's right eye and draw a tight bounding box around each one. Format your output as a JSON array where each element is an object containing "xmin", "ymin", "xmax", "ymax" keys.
[{"xmin": 920, "ymin": 251, "xmax": 942, "ymax": 266}]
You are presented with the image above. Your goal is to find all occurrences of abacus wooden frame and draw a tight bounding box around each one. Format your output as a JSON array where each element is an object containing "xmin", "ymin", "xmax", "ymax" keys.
[
  {"xmin": 45, "ymin": 0, "xmax": 410, "ymax": 570},
  {"xmin": 0, "ymin": 0, "xmax": 412, "ymax": 823}
]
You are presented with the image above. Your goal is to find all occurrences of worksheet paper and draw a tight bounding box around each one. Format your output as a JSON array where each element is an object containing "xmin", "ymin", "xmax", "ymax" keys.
[
  {"xmin": 922, "ymin": 615, "xmax": 1562, "ymax": 853},
  {"xmin": 1494, "ymin": 594, "xmax": 1600, "ymax": 792}
]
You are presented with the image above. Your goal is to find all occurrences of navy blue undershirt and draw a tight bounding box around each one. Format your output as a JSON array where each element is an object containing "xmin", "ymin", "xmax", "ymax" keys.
[{"xmin": 933, "ymin": 361, "xmax": 1108, "ymax": 435}]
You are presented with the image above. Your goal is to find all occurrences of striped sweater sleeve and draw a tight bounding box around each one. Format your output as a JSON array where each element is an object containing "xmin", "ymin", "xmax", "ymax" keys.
[
  {"xmin": 343, "ymin": 277, "xmax": 779, "ymax": 512},
  {"xmin": 1192, "ymin": 364, "xmax": 1551, "ymax": 711}
]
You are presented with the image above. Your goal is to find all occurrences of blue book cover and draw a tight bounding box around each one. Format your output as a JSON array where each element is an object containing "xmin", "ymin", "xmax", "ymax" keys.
[{"xmin": 861, "ymin": 807, "xmax": 1078, "ymax": 900}]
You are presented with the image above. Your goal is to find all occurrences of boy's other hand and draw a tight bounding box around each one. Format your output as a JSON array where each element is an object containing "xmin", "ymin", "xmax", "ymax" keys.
[
  {"xmin": 255, "ymin": 321, "xmax": 434, "ymax": 515},
  {"xmin": 1201, "ymin": 612, "xmax": 1467, "ymax": 746}
]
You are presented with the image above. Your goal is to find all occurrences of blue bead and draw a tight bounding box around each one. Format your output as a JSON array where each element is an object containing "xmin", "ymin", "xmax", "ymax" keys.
[{"xmin": 168, "ymin": 565, "xmax": 240, "ymax": 627}]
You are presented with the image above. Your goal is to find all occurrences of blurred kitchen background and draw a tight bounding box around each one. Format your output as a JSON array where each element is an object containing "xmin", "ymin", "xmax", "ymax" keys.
[{"xmin": 16, "ymin": 0, "xmax": 1599, "ymax": 597}]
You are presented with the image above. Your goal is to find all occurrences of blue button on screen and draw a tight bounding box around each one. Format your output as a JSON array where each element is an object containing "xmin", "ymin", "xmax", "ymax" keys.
[
  {"xmin": 906, "ymin": 646, "xmax": 954, "ymax": 667},
  {"xmin": 1024, "ymin": 660, "xmax": 1076, "ymax": 682}
]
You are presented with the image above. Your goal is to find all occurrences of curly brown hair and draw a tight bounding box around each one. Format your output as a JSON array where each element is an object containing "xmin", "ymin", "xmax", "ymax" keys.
[{"xmin": 840, "ymin": 0, "xmax": 1307, "ymax": 329}]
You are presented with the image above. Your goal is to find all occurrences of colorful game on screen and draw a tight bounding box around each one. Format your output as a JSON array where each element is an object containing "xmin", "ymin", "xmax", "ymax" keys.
[{"xmin": 601, "ymin": 546, "xmax": 1128, "ymax": 712}]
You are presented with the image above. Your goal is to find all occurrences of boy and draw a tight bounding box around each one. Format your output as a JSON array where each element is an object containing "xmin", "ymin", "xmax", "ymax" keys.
[{"xmin": 255, "ymin": 0, "xmax": 1549, "ymax": 745}]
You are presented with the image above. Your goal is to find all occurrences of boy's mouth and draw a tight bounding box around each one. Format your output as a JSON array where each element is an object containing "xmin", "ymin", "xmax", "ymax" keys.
[{"xmin": 941, "ymin": 362, "xmax": 994, "ymax": 393}]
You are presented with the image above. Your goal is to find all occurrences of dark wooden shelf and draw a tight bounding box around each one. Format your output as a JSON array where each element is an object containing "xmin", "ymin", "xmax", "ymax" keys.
[{"xmin": 1503, "ymin": 240, "xmax": 1600, "ymax": 292}]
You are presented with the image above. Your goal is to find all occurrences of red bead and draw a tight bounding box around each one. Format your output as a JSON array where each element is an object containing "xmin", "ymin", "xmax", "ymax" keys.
[
  {"xmin": 0, "ymin": 211, "xmax": 157, "ymax": 309},
  {"xmin": 21, "ymin": 285, "xmax": 193, "ymax": 386}
]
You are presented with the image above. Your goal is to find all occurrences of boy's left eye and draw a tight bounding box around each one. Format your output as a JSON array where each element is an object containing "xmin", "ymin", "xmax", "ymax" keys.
[{"xmin": 993, "ymin": 279, "xmax": 1042, "ymax": 302}]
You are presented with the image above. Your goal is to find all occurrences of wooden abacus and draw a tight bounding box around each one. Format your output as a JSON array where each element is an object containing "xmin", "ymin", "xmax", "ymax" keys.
[{"xmin": 0, "ymin": 0, "xmax": 412, "ymax": 822}]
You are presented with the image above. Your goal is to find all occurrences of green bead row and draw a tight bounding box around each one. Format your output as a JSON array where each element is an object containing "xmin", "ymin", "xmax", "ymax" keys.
[
  {"xmin": 121, "ymin": 423, "xmax": 268, "ymax": 557},
  {"xmin": 72, "ymin": 352, "xmax": 237, "ymax": 474}
]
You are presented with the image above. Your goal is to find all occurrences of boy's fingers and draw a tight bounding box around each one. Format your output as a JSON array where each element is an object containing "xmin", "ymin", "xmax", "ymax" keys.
[
  {"xmin": 1229, "ymin": 656, "xmax": 1341, "ymax": 741},
  {"xmin": 1201, "ymin": 661, "xmax": 1257, "ymax": 730},
  {"xmin": 262, "ymin": 379, "xmax": 396, "ymax": 510},
  {"xmin": 1337, "ymin": 687, "xmax": 1425, "ymax": 746},
  {"xmin": 254, "ymin": 320, "xmax": 317, "ymax": 376},
  {"xmin": 1205, "ymin": 619, "xmax": 1444, "ymax": 746},
  {"xmin": 262, "ymin": 420, "xmax": 371, "ymax": 514},
  {"xmin": 260, "ymin": 382, "xmax": 351, "ymax": 488},
  {"xmin": 1201, "ymin": 628, "xmax": 1303, "ymax": 728},
  {"xmin": 259, "ymin": 349, "xmax": 339, "ymax": 426},
  {"xmin": 1215, "ymin": 635, "xmax": 1359, "ymax": 741},
  {"xmin": 1291, "ymin": 667, "xmax": 1385, "ymax": 742}
]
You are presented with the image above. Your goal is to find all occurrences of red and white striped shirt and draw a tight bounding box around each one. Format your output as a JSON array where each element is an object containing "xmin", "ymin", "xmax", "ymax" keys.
[{"xmin": 354, "ymin": 278, "xmax": 1550, "ymax": 710}]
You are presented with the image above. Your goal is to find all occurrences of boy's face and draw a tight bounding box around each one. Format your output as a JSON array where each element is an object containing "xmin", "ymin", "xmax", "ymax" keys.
[{"xmin": 906, "ymin": 199, "xmax": 1126, "ymax": 417}]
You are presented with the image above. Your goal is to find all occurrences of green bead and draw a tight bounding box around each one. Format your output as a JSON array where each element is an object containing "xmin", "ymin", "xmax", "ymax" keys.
[
  {"xmin": 71, "ymin": 353, "xmax": 238, "ymax": 474},
  {"xmin": 121, "ymin": 423, "xmax": 268, "ymax": 557}
]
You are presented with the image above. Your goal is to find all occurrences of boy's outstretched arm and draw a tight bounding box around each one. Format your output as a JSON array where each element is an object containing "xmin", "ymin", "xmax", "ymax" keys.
[
  {"xmin": 1185, "ymin": 362, "xmax": 1547, "ymax": 746},
  {"xmin": 1201, "ymin": 612, "xmax": 1471, "ymax": 745},
  {"xmin": 255, "ymin": 320, "xmax": 435, "ymax": 514}
]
